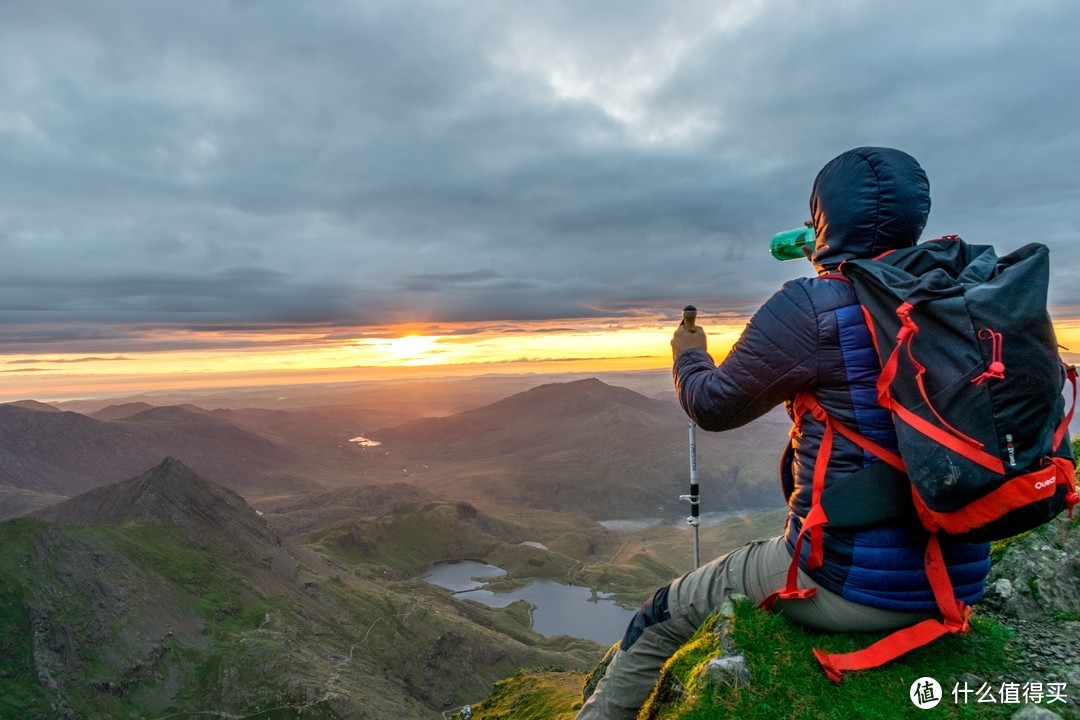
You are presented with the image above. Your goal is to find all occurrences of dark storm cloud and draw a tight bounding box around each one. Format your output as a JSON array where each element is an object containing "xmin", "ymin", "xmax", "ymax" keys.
[
  {"xmin": 1, "ymin": 0, "xmax": 1079, "ymax": 354},
  {"xmin": 398, "ymin": 270, "xmax": 526, "ymax": 293}
]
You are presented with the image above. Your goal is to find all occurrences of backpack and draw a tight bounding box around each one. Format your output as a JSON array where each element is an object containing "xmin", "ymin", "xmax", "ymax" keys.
[{"xmin": 765, "ymin": 236, "xmax": 1079, "ymax": 681}]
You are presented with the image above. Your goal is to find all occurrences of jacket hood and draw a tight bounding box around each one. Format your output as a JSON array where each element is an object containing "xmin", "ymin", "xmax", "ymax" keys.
[{"xmin": 809, "ymin": 147, "xmax": 931, "ymax": 270}]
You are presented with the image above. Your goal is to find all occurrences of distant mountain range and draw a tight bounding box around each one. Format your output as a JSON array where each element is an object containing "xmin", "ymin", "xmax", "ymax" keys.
[
  {"xmin": 254, "ymin": 482, "xmax": 439, "ymax": 536},
  {"xmin": 370, "ymin": 378, "xmax": 790, "ymax": 519},
  {"xmin": 0, "ymin": 377, "xmax": 792, "ymax": 522},
  {"xmin": 89, "ymin": 401, "xmax": 193, "ymax": 421},
  {"xmin": 3, "ymin": 399, "xmax": 62, "ymax": 413},
  {"xmin": 0, "ymin": 403, "xmax": 299, "ymax": 518}
]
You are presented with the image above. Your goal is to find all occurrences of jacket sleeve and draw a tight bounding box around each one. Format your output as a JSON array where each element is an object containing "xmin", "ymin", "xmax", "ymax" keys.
[{"xmin": 674, "ymin": 281, "xmax": 819, "ymax": 431}]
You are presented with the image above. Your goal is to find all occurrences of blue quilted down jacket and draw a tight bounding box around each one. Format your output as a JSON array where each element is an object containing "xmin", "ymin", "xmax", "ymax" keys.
[{"xmin": 674, "ymin": 148, "xmax": 990, "ymax": 612}]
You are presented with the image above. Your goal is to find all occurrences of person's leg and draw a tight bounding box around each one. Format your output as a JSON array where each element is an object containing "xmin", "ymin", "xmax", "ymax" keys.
[
  {"xmin": 672, "ymin": 536, "xmax": 931, "ymax": 633},
  {"xmin": 576, "ymin": 538, "xmax": 786, "ymax": 720},
  {"xmin": 574, "ymin": 609, "xmax": 695, "ymax": 720},
  {"xmin": 667, "ymin": 537, "xmax": 788, "ymax": 628},
  {"xmin": 576, "ymin": 536, "xmax": 931, "ymax": 720}
]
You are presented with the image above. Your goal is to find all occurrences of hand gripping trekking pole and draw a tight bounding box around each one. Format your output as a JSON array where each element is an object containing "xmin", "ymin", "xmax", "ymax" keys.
[{"xmin": 678, "ymin": 305, "xmax": 701, "ymax": 569}]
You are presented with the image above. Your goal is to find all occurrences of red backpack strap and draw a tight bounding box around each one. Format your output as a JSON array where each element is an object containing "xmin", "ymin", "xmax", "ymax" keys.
[
  {"xmin": 1055, "ymin": 365, "xmax": 1079, "ymax": 516},
  {"xmin": 759, "ymin": 394, "xmax": 971, "ymax": 683},
  {"xmin": 813, "ymin": 534, "xmax": 971, "ymax": 682},
  {"xmin": 875, "ymin": 303, "xmax": 1005, "ymax": 475},
  {"xmin": 1053, "ymin": 364, "xmax": 1077, "ymax": 451},
  {"xmin": 758, "ymin": 500, "xmax": 825, "ymax": 611},
  {"xmin": 760, "ymin": 395, "xmax": 907, "ymax": 612}
]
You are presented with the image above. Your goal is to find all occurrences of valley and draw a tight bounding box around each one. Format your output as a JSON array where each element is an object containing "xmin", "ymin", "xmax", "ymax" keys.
[{"xmin": 0, "ymin": 372, "xmax": 791, "ymax": 718}]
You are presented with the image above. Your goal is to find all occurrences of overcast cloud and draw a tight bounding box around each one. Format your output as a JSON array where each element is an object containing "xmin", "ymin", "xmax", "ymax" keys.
[{"xmin": 2, "ymin": 0, "xmax": 1079, "ymax": 354}]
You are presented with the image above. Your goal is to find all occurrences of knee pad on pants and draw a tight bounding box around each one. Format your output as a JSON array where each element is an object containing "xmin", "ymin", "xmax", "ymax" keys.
[{"xmin": 620, "ymin": 583, "xmax": 672, "ymax": 651}]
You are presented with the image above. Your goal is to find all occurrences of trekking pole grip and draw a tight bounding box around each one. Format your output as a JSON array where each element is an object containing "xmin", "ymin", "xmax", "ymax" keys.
[{"xmin": 683, "ymin": 305, "xmax": 698, "ymax": 333}]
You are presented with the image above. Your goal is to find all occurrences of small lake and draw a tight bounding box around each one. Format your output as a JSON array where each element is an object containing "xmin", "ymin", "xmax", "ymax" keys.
[{"xmin": 424, "ymin": 560, "xmax": 635, "ymax": 645}]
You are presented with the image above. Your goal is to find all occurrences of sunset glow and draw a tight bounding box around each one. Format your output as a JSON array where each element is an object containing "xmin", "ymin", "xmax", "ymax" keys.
[
  {"xmin": 4, "ymin": 311, "xmax": 1079, "ymax": 403},
  {"xmin": 0, "ymin": 317, "xmax": 750, "ymax": 402}
]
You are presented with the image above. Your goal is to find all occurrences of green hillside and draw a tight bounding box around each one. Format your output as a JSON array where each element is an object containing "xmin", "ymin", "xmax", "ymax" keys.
[
  {"xmin": 454, "ymin": 512, "xmax": 1080, "ymax": 720},
  {"xmin": 455, "ymin": 603, "xmax": 1018, "ymax": 720},
  {"xmin": 0, "ymin": 463, "xmax": 609, "ymax": 719},
  {"xmin": 0, "ymin": 459, "xmax": 790, "ymax": 719}
]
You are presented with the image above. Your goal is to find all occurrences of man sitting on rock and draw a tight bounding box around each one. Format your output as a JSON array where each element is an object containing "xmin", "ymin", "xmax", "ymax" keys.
[{"xmin": 575, "ymin": 147, "xmax": 991, "ymax": 720}]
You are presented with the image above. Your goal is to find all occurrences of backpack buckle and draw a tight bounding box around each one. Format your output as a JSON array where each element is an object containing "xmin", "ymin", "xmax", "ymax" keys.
[{"xmin": 778, "ymin": 587, "xmax": 818, "ymax": 601}]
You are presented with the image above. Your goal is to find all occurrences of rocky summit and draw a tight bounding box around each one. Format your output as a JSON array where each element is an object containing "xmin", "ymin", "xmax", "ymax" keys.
[{"xmin": 35, "ymin": 457, "xmax": 282, "ymax": 552}]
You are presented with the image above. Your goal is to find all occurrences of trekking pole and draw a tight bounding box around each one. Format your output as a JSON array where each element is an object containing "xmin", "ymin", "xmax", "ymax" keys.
[{"xmin": 678, "ymin": 305, "xmax": 701, "ymax": 570}]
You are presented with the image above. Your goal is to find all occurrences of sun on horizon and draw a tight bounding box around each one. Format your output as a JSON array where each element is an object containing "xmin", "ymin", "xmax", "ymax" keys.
[
  {"xmin": 5, "ymin": 310, "xmax": 1080, "ymax": 404},
  {"xmin": 0, "ymin": 316, "xmax": 750, "ymax": 403}
]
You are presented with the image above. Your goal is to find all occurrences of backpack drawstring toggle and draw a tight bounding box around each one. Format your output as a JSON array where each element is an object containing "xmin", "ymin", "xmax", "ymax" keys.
[{"xmin": 972, "ymin": 328, "xmax": 1006, "ymax": 384}]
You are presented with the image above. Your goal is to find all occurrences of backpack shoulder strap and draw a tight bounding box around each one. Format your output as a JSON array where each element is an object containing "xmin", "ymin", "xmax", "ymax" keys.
[
  {"xmin": 760, "ymin": 395, "xmax": 974, "ymax": 683},
  {"xmin": 760, "ymin": 394, "xmax": 907, "ymax": 610}
]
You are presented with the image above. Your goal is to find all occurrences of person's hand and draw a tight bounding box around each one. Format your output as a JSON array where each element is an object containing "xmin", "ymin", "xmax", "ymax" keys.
[{"xmin": 671, "ymin": 322, "xmax": 707, "ymax": 360}]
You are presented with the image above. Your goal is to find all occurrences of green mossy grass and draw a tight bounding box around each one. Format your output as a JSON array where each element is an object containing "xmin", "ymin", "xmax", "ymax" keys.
[
  {"xmin": 464, "ymin": 597, "xmax": 1022, "ymax": 720},
  {"xmin": 0, "ymin": 520, "xmax": 49, "ymax": 717},
  {"xmin": 647, "ymin": 598, "xmax": 1017, "ymax": 720},
  {"xmin": 454, "ymin": 668, "xmax": 587, "ymax": 720}
]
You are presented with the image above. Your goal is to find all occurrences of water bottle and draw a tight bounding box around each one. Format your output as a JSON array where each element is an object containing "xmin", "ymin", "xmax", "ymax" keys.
[{"xmin": 769, "ymin": 223, "xmax": 816, "ymax": 261}]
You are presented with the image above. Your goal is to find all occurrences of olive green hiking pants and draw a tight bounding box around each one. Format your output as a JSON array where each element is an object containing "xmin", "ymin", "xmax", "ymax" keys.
[{"xmin": 574, "ymin": 536, "xmax": 931, "ymax": 720}]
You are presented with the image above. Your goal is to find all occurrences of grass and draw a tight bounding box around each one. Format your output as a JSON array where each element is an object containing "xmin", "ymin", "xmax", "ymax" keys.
[
  {"xmin": 453, "ymin": 668, "xmax": 587, "ymax": 720},
  {"xmin": 309, "ymin": 502, "xmax": 789, "ymax": 614},
  {"xmin": 310, "ymin": 501, "xmax": 577, "ymax": 581},
  {"xmin": 74, "ymin": 524, "xmax": 272, "ymax": 638},
  {"xmin": 0, "ymin": 520, "xmax": 49, "ymax": 717},
  {"xmin": 642, "ymin": 599, "xmax": 1018, "ymax": 720},
  {"xmin": 638, "ymin": 614, "xmax": 725, "ymax": 720},
  {"xmin": 462, "ymin": 598, "xmax": 1025, "ymax": 720},
  {"xmin": 0, "ymin": 518, "xmax": 362, "ymax": 719}
]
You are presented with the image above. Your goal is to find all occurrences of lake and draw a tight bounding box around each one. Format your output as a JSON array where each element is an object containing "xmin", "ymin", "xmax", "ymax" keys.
[{"xmin": 424, "ymin": 560, "xmax": 635, "ymax": 645}]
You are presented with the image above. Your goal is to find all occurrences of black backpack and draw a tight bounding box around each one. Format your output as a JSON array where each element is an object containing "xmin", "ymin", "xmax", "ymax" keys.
[
  {"xmin": 844, "ymin": 236, "xmax": 1077, "ymax": 541},
  {"xmin": 772, "ymin": 237, "xmax": 1078, "ymax": 681}
]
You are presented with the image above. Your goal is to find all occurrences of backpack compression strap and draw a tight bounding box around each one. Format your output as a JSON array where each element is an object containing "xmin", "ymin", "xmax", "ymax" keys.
[
  {"xmin": 1054, "ymin": 364, "xmax": 1078, "ymax": 452},
  {"xmin": 874, "ymin": 302, "xmax": 1005, "ymax": 474},
  {"xmin": 1051, "ymin": 365, "xmax": 1079, "ymax": 518}
]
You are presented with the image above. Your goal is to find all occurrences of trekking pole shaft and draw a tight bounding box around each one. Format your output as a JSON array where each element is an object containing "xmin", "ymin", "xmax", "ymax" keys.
[
  {"xmin": 680, "ymin": 305, "xmax": 701, "ymax": 569},
  {"xmin": 688, "ymin": 420, "xmax": 700, "ymax": 569}
]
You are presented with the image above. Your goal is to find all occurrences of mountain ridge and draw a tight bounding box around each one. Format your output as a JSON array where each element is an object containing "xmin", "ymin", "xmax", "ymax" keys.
[
  {"xmin": 2, "ymin": 400, "xmax": 61, "ymax": 413},
  {"xmin": 2, "ymin": 376, "xmax": 789, "ymax": 522},
  {"xmin": 35, "ymin": 457, "xmax": 281, "ymax": 550},
  {"xmin": 1, "ymin": 459, "xmax": 605, "ymax": 718},
  {"xmin": 0, "ymin": 403, "xmax": 305, "ymax": 518},
  {"xmin": 89, "ymin": 401, "xmax": 158, "ymax": 421},
  {"xmin": 370, "ymin": 377, "xmax": 789, "ymax": 519}
]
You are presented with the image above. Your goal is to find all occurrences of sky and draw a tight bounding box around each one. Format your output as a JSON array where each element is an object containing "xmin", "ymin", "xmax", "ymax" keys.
[{"xmin": 2, "ymin": 0, "xmax": 1080, "ymax": 400}]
